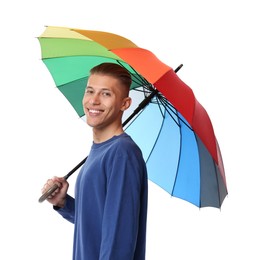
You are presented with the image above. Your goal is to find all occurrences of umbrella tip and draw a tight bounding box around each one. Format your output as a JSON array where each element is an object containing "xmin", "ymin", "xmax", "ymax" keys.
[{"xmin": 174, "ymin": 64, "xmax": 183, "ymax": 73}]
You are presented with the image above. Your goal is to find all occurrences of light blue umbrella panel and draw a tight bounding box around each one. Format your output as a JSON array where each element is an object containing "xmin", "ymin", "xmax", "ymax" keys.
[{"xmin": 125, "ymin": 95, "xmax": 202, "ymax": 207}]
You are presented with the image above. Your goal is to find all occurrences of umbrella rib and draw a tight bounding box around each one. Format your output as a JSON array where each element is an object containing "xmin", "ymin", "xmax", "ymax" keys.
[
  {"xmin": 171, "ymin": 114, "xmax": 183, "ymax": 197},
  {"xmin": 131, "ymin": 73, "xmax": 150, "ymax": 87},
  {"xmin": 213, "ymin": 161, "xmax": 221, "ymax": 209},
  {"xmin": 159, "ymin": 98, "xmax": 180, "ymax": 127},
  {"xmin": 155, "ymin": 95, "xmax": 187, "ymax": 197},
  {"xmin": 153, "ymin": 95, "xmax": 182, "ymax": 197},
  {"xmin": 144, "ymin": 106, "xmax": 167, "ymax": 166},
  {"xmin": 159, "ymin": 95, "xmax": 193, "ymax": 131},
  {"xmin": 211, "ymin": 148, "xmax": 223, "ymax": 208},
  {"xmin": 154, "ymin": 95, "xmax": 166, "ymax": 118},
  {"xmin": 116, "ymin": 60, "xmax": 151, "ymax": 88}
]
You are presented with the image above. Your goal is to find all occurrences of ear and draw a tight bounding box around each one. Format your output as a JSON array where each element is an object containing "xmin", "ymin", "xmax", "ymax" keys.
[{"xmin": 121, "ymin": 97, "xmax": 132, "ymax": 111}]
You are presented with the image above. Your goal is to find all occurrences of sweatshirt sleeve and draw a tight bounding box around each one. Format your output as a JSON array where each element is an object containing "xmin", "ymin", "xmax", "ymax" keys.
[
  {"xmin": 99, "ymin": 148, "xmax": 145, "ymax": 259},
  {"xmin": 53, "ymin": 194, "xmax": 75, "ymax": 224}
]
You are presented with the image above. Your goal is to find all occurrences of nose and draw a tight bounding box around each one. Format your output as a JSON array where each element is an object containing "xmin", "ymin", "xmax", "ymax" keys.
[{"xmin": 89, "ymin": 93, "xmax": 100, "ymax": 105}]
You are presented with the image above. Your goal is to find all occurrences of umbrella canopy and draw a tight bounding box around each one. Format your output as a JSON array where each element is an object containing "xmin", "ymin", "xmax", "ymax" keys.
[{"xmin": 38, "ymin": 26, "xmax": 227, "ymax": 208}]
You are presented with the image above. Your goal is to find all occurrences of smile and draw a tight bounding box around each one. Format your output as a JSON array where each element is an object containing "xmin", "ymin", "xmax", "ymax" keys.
[{"xmin": 88, "ymin": 109, "xmax": 103, "ymax": 115}]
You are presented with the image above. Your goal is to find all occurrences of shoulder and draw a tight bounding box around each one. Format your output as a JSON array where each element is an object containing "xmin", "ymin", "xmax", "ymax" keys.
[
  {"xmin": 107, "ymin": 134, "xmax": 147, "ymax": 177},
  {"xmin": 118, "ymin": 136, "xmax": 146, "ymax": 172},
  {"xmin": 113, "ymin": 133, "xmax": 141, "ymax": 153},
  {"xmin": 103, "ymin": 133, "xmax": 144, "ymax": 164}
]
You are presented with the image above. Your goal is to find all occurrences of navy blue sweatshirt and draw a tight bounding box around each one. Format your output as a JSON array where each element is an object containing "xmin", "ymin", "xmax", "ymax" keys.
[{"xmin": 56, "ymin": 133, "xmax": 148, "ymax": 259}]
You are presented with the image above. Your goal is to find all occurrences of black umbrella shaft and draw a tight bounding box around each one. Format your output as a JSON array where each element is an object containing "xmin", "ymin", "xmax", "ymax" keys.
[
  {"xmin": 123, "ymin": 63, "xmax": 182, "ymax": 126},
  {"xmin": 64, "ymin": 157, "xmax": 86, "ymax": 179},
  {"xmin": 122, "ymin": 89, "xmax": 158, "ymax": 127},
  {"xmin": 61, "ymin": 88, "xmax": 159, "ymax": 177},
  {"xmin": 64, "ymin": 64, "xmax": 183, "ymax": 178}
]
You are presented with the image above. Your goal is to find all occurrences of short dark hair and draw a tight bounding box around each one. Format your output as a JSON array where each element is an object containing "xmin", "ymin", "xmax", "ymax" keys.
[{"xmin": 90, "ymin": 63, "xmax": 132, "ymax": 91}]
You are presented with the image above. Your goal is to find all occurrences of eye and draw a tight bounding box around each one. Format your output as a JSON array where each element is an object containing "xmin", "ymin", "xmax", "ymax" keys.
[
  {"xmin": 102, "ymin": 91, "xmax": 111, "ymax": 97},
  {"xmin": 85, "ymin": 88, "xmax": 94, "ymax": 94}
]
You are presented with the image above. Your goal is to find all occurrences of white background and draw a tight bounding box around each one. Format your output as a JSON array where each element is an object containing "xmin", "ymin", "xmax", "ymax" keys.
[{"xmin": 1, "ymin": 0, "xmax": 259, "ymax": 259}]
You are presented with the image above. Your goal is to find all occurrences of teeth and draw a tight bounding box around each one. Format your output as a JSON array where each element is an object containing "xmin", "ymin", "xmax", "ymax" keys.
[{"xmin": 89, "ymin": 109, "xmax": 101, "ymax": 114}]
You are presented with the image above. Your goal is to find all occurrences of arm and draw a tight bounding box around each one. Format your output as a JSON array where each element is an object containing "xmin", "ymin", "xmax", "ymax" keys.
[
  {"xmin": 41, "ymin": 176, "xmax": 75, "ymax": 223},
  {"xmin": 53, "ymin": 194, "xmax": 75, "ymax": 224},
  {"xmin": 99, "ymin": 151, "xmax": 144, "ymax": 259}
]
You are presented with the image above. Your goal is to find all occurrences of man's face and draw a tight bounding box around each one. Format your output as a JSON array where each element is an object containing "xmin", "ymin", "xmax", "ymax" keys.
[{"xmin": 82, "ymin": 74, "xmax": 131, "ymax": 131}]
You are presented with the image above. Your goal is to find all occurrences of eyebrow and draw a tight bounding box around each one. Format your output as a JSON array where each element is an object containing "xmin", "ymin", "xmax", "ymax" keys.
[{"xmin": 86, "ymin": 86, "xmax": 113, "ymax": 92}]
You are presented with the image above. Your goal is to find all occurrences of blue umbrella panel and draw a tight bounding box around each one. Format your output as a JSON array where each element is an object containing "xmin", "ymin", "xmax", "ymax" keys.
[{"xmin": 124, "ymin": 88, "xmax": 225, "ymax": 208}]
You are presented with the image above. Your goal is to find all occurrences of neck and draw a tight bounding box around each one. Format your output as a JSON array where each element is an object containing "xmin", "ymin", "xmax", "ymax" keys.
[{"xmin": 92, "ymin": 125, "xmax": 124, "ymax": 143}]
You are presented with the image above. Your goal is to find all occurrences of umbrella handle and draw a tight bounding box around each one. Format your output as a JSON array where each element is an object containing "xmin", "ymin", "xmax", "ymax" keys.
[
  {"xmin": 38, "ymin": 157, "xmax": 87, "ymax": 203},
  {"xmin": 38, "ymin": 183, "xmax": 59, "ymax": 203}
]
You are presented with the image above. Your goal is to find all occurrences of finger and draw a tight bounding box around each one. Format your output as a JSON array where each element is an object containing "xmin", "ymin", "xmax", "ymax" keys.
[{"xmin": 39, "ymin": 183, "xmax": 59, "ymax": 202}]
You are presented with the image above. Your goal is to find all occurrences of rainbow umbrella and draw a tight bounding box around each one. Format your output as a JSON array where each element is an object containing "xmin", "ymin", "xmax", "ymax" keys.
[{"xmin": 38, "ymin": 26, "xmax": 228, "ymax": 208}]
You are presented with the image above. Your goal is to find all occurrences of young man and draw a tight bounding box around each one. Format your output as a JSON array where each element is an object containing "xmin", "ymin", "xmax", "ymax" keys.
[{"xmin": 41, "ymin": 63, "xmax": 148, "ymax": 260}]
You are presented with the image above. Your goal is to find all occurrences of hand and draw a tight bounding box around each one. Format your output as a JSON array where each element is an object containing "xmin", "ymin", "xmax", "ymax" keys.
[{"xmin": 41, "ymin": 176, "xmax": 69, "ymax": 208}]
